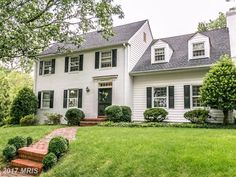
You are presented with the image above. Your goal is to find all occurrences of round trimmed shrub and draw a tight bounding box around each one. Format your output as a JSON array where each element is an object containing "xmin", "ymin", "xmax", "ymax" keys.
[
  {"xmin": 120, "ymin": 106, "xmax": 132, "ymax": 122},
  {"xmin": 48, "ymin": 136, "xmax": 68, "ymax": 158},
  {"xmin": 144, "ymin": 108, "xmax": 168, "ymax": 122},
  {"xmin": 8, "ymin": 136, "xmax": 27, "ymax": 150},
  {"xmin": 184, "ymin": 109, "xmax": 209, "ymax": 124},
  {"xmin": 26, "ymin": 137, "xmax": 33, "ymax": 146},
  {"xmin": 105, "ymin": 105, "xmax": 123, "ymax": 122},
  {"xmin": 42, "ymin": 152, "xmax": 57, "ymax": 171},
  {"xmin": 44, "ymin": 112, "xmax": 62, "ymax": 125},
  {"xmin": 3, "ymin": 145, "xmax": 17, "ymax": 161},
  {"xmin": 65, "ymin": 108, "xmax": 85, "ymax": 126},
  {"xmin": 20, "ymin": 114, "xmax": 38, "ymax": 126},
  {"xmin": 10, "ymin": 87, "xmax": 38, "ymax": 124}
]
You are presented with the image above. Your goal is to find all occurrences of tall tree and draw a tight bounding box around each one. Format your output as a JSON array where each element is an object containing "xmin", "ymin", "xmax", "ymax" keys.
[
  {"xmin": 197, "ymin": 12, "xmax": 226, "ymax": 32},
  {"xmin": 0, "ymin": 0, "xmax": 124, "ymax": 70},
  {"xmin": 201, "ymin": 55, "xmax": 236, "ymax": 125}
]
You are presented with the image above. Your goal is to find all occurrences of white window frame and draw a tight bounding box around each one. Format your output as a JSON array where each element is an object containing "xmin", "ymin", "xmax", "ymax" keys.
[
  {"xmin": 69, "ymin": 57, "xmax": 80, "ymax": 72},
  {"xmin": 191, "ymin": 85, "xmax": 203, "ymax": 108},
  {"xmin": 192, "ymin": 42, "xmax": 205, "ymax": 58},
  {"xmin": 67, "ymin": 89, "xmax": 78, "ymax": 108},
  {"xmin": 152, "ymin": 86, "xmax": 168, "ymax": 108},
  {"xmin": 100, "ymin": 50, "xmax": 112, "ymax": 68},
  {"xmin": 154, "ymin": 48, "xmax": 165, "ymax": 62},
  {"xmin": 43, "ymin": 60, "xmax": 52, "ymax": 75},
  {"xmin": 41, "ymin": 91, "xmax": 51, "ymax": 109}
]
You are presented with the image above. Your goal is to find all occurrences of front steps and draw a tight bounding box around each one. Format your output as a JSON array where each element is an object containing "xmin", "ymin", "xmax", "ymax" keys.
[
  {"xmin": 80, "ymin": 117, "xmax": 106, "ymax": 126},
  {"xmin": 10, "ymin": 147, "xmax": 47, "ymax": 175}
]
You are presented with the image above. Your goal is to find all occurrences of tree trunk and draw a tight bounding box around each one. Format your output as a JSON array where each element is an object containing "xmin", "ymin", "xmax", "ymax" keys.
[{"xmin": 223, "ymin": 110, "xmax": 229, "ymax": 125}]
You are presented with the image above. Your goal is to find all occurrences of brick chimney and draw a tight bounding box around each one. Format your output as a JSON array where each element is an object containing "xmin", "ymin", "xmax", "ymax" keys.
[{"xmin": 226, "ymin": 8, "xmax": 236, "ymax": 61}]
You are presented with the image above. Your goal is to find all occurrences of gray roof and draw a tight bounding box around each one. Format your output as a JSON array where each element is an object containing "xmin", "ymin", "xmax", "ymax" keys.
[
  {"xmin": 131, "ymin": 28, "xmax": 231, "ymax": 74},
  {"xmin": 41, "ymin": 20, "xmax": 147, "ymax": 56}
]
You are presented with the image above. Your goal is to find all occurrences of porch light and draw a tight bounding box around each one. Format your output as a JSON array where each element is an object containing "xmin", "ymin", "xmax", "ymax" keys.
[{"xmin": 86, "ymin": 87, "xmax": 90, "ymax": 93}]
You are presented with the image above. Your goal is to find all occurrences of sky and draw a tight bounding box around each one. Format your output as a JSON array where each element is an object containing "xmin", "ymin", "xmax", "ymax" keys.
[{"xmin": 113, "ymin": 0, "xmax": 235, "ymax": 39}]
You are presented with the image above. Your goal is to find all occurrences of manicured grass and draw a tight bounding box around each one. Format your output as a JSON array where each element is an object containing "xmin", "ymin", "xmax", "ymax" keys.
[
  {"xmin": 42, "ymin": 127, "xmax": 236, "ymax": 177},
  {"xmin": 0, "ymin": 125, "xmax": 61, "ymax": 168}
]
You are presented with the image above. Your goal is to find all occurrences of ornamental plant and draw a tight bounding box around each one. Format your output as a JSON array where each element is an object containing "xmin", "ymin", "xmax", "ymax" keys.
[{"xmin": 201, "ymin": 55, "xmax": 236, "ymax": 125}]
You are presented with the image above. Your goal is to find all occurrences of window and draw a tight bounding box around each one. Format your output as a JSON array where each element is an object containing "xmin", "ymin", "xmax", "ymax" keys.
[
  {"xmin": 43, "ymin": 61, "xmax": 52, "ymax": 75},
  {"xmin": 153, "ymin": 87, "xmax": 167, "ymax": 108},
  {"xmin": 143, "ymin": 32, "xmax": 147, "ymax": 43},
  {"xmin": 192, "ymin": 85, "xmax": 203, "ymax": 107},
  {"xmin": 193, "ymin": 42, "xmax": 205, "ymax": 57},
  {"xmin": 99, "ymin": 82, "xmax": 112, "ymax": 88},
  {"xmin": 70, "ymin": 57, "xmax": 79, "ymax": 72},
  {"xmin": 155, "ymin": 48, "xmax": 165, "ymax": 61},
  {"xmin": 68, "ymin": 89, "xmax": 78, "ymax": 108},
  {"xmin": 42, "ymin": 91, "xmax": 51, "ymax": 108},
  {"xmin": 101, "ymin": 51, "xmax": 112, "ymax": 68}
]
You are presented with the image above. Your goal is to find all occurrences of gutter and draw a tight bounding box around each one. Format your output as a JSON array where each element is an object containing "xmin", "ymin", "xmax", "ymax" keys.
[{"xmin": 130, "ymin": 65, "xmax": 212, "ymax": 76}]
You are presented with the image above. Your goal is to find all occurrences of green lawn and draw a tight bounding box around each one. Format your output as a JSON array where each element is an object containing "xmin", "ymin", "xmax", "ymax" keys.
[
  {"xmin": 42, "ymin": 127, "xmax": 236, "ymax": 177},
  {"xmin": 0, "ymin": 125, "xmax": 61, "ymax": 168}
]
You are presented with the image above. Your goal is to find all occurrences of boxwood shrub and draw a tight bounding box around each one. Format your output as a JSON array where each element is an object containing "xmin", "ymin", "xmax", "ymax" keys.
[
  {"xmin": 42, "ymin": 152, "xmax": 57, "ymax": 171},
  {"xmin": 144, "ymin": 108, "xmax": 168, "ymax": 122},
  {"xmin": 26, "ymin": 137, "xmax": 33, "ymax": 146},
  {"xmin": 8, "ymin": 136, "xmax": 27, "ymax": 150},
  {"xmin": 2, "ymin": 145, "xmax": 17, "ymax": 161},
  {"xmin": 120, "ymin": 106, "xmax": 132, "ymax": 122},
  {"xmin": 20, "ymin": 114, "xmax": 38, "ymax": 126},
  {"xmin": 184, "ymin": 109, "xmax": 209, "ymax": 124},
  {"xmin": 105, "ymin": 105, "xmax": 123, "ymax": 122},
  {"xmin": 48, "ymin": 136, "xmax": 68, "ymax": 158},
  {"xmin": 65, "ymin": 108, "xmax": 85, "ymax": 126}
]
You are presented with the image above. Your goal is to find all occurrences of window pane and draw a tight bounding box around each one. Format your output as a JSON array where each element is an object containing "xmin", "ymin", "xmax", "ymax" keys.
[
  {"xmin": 68, "ymin": 98, "xmax": 78, "ymax": 107},
  {"xmin": 192, "ymin": 97, "xmax": 202, "ymax": 107},
  {"xmin": 193, "ymin": 43, "xmax": 204, "ymax": 50},
  {"xmin": 69, "ymin": 90, "xmax": 78, "ymax": 98},
  {"xmin": 154, "ymin": 98, "xmax": 167, "ymax": 107},
  {"xmin": 43, "ymin": 92, "xmax": 50, "ymax": 99},
  {"xmin": 101, "ymin": 52, "xmax": 111, "ymax": 58},
  {"xmin": 42, "ymin": 92, "xmax": 50, "ymax": 108},
  {"xmin": 154, "ymin": 48, "xmax": 165, "ymax": 61},
  {"xmin": 70, "ymin": 57, "xmax": 79, "ymax": 71},
  {"xmin": 101, "ymin": 51, "xmax": 112, "ymax": 68},
  {"xmin": 192, "ymin": 86, "xmax": 201, "ymax": 96},
  {"xmin": 44, "ymin": 61, "xmax": 52, "ymax": 74},
  {"xmin": 154, "ymin": 87, "xmax": 167, "ymax": 97},
  {"xmin": 193, "ymin": 43, "xmax": 205, "ymax": 57}
]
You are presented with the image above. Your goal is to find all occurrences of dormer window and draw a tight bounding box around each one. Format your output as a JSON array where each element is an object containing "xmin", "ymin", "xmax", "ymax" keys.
[
  {"xmin": 193, "ymin": 42, "xmax": 205, "ymax": 57},
  {"xmin": 155, "ymin": 48, "xmax": 165, "ymax": 61}
]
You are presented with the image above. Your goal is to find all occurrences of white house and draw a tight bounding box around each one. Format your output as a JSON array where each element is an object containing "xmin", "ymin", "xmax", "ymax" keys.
[{"xmin": 35, "ymin": 9, "xmax": 236, "ymax": 123}]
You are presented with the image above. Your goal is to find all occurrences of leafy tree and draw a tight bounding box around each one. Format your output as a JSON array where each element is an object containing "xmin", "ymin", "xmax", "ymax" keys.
[
  {"xmin": 0, "ymin": 75, "xmax": 11, "ymax": 122},
  {"xmin": 201, "ymin": 55, "xmax": 236, "ymax": 125},
  {"xmin": 0, "ymin": 0, "xmax": 124, "ymax": 68},
  {"xmin": 197, "ymin": 12, "xmax": 226, "ymax": 32},
  {"xmin": 10, "ymin": 87, "xmax": 38, "ymax": 124}
]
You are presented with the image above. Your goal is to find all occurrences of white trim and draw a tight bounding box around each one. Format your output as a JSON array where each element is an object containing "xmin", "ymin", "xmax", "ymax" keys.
[{"xmin": 152, "ymin": 86, "xmax": 169, "ymax": 109}]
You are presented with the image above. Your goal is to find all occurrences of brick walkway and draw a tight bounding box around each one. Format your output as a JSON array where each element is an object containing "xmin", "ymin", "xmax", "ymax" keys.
[{"xmin": 0, "ymin": 127, "xmax": 78, "ymax": 177}]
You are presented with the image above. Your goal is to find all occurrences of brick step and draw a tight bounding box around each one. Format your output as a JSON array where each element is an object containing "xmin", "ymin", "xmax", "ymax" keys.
[
  {"xmin": 18, "ymin": 147, "xmax": 47, "ymax": 162},
  {"xmin": 83, "ymin": 118, "xmax": 107, "ymax": 121},
  {"xmin": 80, "ymin": 121, "xmax": 100, "ymax": 126},
  {"xmin": 11, "ymin": 158, "xmax": 43, "ymax": 175},
  {"xmin": 97, "ymin": 116, "xmax": 107, "ymax": 119}
]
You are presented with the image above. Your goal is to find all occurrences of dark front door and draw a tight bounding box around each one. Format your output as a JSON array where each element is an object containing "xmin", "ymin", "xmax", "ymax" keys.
[{"xmin": 98, "ymin": 88, "xmax": 112, "ymax": 116}]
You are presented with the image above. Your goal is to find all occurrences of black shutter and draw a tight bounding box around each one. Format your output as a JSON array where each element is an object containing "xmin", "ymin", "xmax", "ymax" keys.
[
  {"xmin": 78, "ymin": 89, "xmax": 83, "ymax": 108},
  {"xmin": 63, "ymin": 90, "xmax": 68, "ymax": 108},
  {"xmin": 112, "ymin": 49, "xmax": 117, "ymax": 67},
  {"xmin": 49, "ymin": 91, "xmax": 54, "ymax": 108},
  {"xmin": 146, "ymin": 87, "xmax": 152, "ymax": 108},
  {"xmin": 79, "ymin": 55, "xmax": 83, "ymax": 71},
  {"xmin": 38, "ymin": 92, "xmax": 41, "ymax": 108},
  {"xmin": 51, "ymin": 59, "xmax": 55, "ymax": 74},
  {"xmin": 65, "ymin": 57, "xmax": 69, "ymax": 72},
  {"xmin": 39, "ymin": 61, "xmax": 43, "ymax": 75},
  {"xmin": 95, "ymin": 52, "xmax": 100, "ymax": 69},
  {"xmin": 168, "ymin": 86, "xmax": 174, "ymax": 109},
  {"xmin": 184, "ymin": 85, "xmax": 191, "ymax": 109}
]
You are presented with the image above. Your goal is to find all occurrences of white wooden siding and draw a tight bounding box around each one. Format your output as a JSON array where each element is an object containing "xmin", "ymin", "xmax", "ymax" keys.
[
  {"xmin": 36, "ymin": 46, "xmax": 126, "ymax": 123},
  {"xmin": 133, "ymin": 69, "xmax": 225, "ymax": 122}
]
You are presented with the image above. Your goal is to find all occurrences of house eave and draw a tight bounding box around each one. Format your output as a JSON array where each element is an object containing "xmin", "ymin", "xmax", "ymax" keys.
[{"xmin": 130, "ymin": 65, "xmax": 212, "ymax": 76}]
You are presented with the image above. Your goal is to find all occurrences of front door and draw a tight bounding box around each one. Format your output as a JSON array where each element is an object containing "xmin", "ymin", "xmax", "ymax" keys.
[{"xmin": 98, "ymin": 88, "xmax": 112, "ymax": 116}]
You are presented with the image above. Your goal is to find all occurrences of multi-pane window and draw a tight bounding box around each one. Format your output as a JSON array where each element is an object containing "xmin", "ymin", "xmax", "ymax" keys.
[
  {"xmin": 70, "ymin": 57, "xmax": 79, "ymax": 72},
  {"xmin": 101, "ymin": 51, "xmax": 112, "ymax": 68},
  {"xmin": 153, "ymin": 87, "xmax": 167, "ymax": 108},
  {"xmin": 43, "ymin": 61, "xmax": 52, "ymax": 75},
  {"xmin": 192, "ymin": 85, "xmax": 203, "ymax": 107},
  {"xmin": 42, "ymin": 91, "xmax": 50, "ymax": 108},
  {"xmin": 155, "ymin": 48, "xmax": 165, "ymax": 61},
  {"xmin": 193, "ymin": 42, "xmax": 205, "ymax": 57},
  {"xmin": 68, "ymin": 89, "xmax": 78, "ymax": 108}
]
